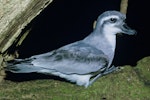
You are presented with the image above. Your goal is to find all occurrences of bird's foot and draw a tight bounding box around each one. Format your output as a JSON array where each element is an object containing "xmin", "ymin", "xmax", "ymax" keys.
[
  {"xmin": 102, "ymin": 65, "xmax": 118, "ymax": 75},
  {"xmin": 88, "ymin": 65, "xmax": 118, "ymax": 87}
]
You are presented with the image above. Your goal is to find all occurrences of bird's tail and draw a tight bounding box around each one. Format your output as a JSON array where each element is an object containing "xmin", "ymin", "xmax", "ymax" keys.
[{"xmin": 5, "ymin": 58, "xmax": 42, "ymax": 73}]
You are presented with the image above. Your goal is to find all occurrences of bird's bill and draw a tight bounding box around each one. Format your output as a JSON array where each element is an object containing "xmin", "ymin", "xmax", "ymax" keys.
[{"xmin": 120, "ymin": 23, "xmax": 137, "ymax": 35}]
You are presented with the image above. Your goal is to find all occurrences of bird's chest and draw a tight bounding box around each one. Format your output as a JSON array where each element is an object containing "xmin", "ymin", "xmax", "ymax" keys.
[
  {"xmin": 105, "ymin": 35, "xmax": 116, "ymax": 51},
  {"xmin": 93, "ymin": 37, "xmax": 115, "ymax": 65}
]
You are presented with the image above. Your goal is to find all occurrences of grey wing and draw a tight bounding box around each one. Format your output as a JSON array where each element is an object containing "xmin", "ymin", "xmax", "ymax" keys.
[{"xmin": 31, "ymin": 41, "xmax": 109, "ymax": 74}]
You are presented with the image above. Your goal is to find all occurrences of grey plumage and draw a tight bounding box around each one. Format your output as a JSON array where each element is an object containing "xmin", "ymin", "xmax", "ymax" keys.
[{"xmin": 6, "ymin": 10, "xmax": 136, "ymax": 88}]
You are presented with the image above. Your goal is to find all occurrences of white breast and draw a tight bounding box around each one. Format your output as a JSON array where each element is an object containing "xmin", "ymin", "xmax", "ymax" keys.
[
  {"xmin": 104, "ymin": 34, "xmax": 116, "ymax": 52},
  {"xmin": 102, "ymin": 25, "xmax": 119, "ymax": 52}
]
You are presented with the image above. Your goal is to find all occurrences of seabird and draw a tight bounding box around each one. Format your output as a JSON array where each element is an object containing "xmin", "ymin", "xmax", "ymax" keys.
[{"xmin": 6, "ymin": 10, "xmax": 137, "ymax": 88}]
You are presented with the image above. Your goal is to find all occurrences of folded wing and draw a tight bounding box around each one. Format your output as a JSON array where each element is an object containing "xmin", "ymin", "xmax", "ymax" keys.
[{"xmin": 31, "ymin": 41, "xmax": 109, "ymax": 74}]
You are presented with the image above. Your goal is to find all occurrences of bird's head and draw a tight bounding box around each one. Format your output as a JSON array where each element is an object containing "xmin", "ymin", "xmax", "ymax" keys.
[{"xmin": 95, "ymin": 10, "xmax": 137, "ymax": 36}]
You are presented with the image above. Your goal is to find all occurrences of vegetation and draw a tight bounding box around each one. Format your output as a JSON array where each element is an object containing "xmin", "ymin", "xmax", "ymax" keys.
[{"xmin": 0, "ymin": 56, "xmax": 150, "ymax": 100}]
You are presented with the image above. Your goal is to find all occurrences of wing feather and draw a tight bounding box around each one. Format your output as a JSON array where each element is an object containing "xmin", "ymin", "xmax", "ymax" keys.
[{"xmin": 31, "ymin": 41, "xmax": 109, "ymax": 74}]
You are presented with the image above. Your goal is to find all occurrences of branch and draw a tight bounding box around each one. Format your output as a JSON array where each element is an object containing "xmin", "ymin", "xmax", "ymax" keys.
[
  {"xmin": 0, "ymin": 0, "xmax": 53, "ymax": 82},
  {"xmin": 120, "ymin": 0, "xmax": 128, "ymax": 14}
]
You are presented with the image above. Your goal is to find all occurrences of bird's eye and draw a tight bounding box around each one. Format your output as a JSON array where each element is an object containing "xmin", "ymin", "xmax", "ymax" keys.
[{"xmin": 110, "ymin": 18, "xmax": 117, "ymax": 23}]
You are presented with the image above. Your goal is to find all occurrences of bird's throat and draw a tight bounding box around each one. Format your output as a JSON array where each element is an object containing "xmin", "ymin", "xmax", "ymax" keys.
[{"xmin": 104, "ymin": 34, "xmax": 116, "ymax": 52}]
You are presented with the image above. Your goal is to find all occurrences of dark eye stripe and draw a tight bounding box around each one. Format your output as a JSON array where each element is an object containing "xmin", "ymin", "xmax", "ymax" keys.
[{"xmin": 100, "ymin": 17, "xmax": 117, "ymax": 27}]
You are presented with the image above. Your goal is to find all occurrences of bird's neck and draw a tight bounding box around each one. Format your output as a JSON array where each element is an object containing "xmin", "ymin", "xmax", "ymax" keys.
[
  {"xmin": 83, "ymin": 31, "xmax": 116, "ymax": 65},
  {"xmin": 83, "ymin": 31, "xmax": 116, "ymax": 52},
  {"xmin": 103, "ymin": 33, "xmax": 116, "ymax": 52}
]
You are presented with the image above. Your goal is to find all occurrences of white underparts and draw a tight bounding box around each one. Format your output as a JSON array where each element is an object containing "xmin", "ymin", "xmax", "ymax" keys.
[{"xmin": 39, "ymin": 69, "xmax": 92, "ymax": 87}]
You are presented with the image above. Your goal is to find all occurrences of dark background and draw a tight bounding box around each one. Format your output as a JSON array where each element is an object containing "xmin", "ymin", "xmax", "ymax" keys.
[{"xmin": 6, "ymin": 0, "xmax": 150, "ymax": 81}]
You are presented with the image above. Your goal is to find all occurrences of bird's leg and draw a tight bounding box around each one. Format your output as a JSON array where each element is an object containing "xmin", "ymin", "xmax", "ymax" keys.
[
  {"xmin": 88, "ymin": 73, "xmax": 103, "ymax": 86},
  {"xmin": 102, "ymin": 65, "xmax": 118, "ymax": 75},
  {"xmin": 88, "ymin": 65, "xmax": 118, "ymax": 87}
]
